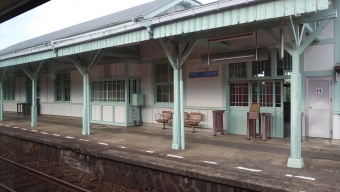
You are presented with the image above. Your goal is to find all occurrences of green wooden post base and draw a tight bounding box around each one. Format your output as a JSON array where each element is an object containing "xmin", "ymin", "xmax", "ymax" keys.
[
  {"xmin": 287, "ymin": 158, "xmax": 304, "ymax": 168},
  {"xmin": 31, "ymin": 78, "xmax": 38, "ymax": 127},
  {"xmin": 31, "ymin": 106, "xmax": 37, "ymax": 127},
  {"xmin": 287, "ymin": 50, "xmax": 304, "ymax": 168}
]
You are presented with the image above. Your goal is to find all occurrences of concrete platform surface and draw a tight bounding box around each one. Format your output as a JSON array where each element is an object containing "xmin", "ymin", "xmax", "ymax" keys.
[{"xmin": 1, "ymin": 113, "xmax": 340, "ymax": 191}]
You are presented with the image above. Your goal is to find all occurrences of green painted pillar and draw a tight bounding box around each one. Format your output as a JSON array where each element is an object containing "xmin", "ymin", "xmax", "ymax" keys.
[
  {"xmin": 0, "ymin": 81, "xmax": 3, "ymax": 121},
  {"xmin": 172, "ymin": 68, "xmax": 181, "ymax": 149},
  {"xmin": 334, "ymin": 0, "xmax": 340, "ymax": 113},
  {"xmin": 179, "ymin": 66, "xmax": 185, "ymax": 150},
  {"xmin": 82, "ymin": 72, "xmax": 91, "ymax": 135},
  {"xmin": 31, "ymin": 77, "xmax": 38, "ymax": 127},
  {"xmin": 287, "ymin": 49, "xmax": 304, "ymax": 168},
  {"xmin": 124, "ymin": 63, "xmax": 129, "ymax": 127}
]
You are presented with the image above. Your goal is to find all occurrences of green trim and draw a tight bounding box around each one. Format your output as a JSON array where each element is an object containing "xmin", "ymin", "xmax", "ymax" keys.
[
  {"xmin": 221, "ymin": 64, "xmax": 226, "ymax": 108},
  {"xmin": 90, "ymin": 120, "xmax": 134, "ymax": 127},
  {"xmin": 228, "ymin": 76, "xmax": 291, "ymax": 81},
  {"xmin": 311, "ymin": 38, "xmax": 334, "ymax": 45},
  {"xmin": 125, "ymin": 63, "xmax": 129, "ymax": 126},
  {"xmin": 334, "ymin": 0, "xmax": 340, "ymax": 113},
  {"xmin": 298, "ymin": 19, "xmax": 331, "ymax": 55},
  {"xmin": 40, "ymin": 102, "xmax": 82, "ymax": 105}
]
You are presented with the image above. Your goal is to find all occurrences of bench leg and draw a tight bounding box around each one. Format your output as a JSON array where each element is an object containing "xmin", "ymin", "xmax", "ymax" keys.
[
  {"xmin": 192, "ymin": 125, "xmax": 196, "ymax": 133},
  {"xmin": 162, "ymin": 123, "xmax": 167, "ymax": 130}
]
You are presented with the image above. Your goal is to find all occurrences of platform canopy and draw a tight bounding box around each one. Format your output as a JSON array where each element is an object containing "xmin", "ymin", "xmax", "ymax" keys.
[{"xmin": 0, "ymin": 0, "xmax": 50, "ymax": 24}]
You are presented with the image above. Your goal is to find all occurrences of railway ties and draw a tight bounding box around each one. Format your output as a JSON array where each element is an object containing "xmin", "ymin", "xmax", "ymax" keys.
[{"xmin": 0, "ymin": 156, "xmax": 89, "ymax": 192}]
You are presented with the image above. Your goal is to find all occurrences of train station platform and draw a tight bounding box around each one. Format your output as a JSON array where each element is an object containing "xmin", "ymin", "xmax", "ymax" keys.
[{"xmin": 0, "ymin": 112, "xmax": 340, "ymax": 191}]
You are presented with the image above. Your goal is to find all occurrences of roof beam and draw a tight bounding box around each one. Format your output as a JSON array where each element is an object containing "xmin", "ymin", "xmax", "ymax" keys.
[
  {"xmin": 100, "ymin": 50, "xmax": 140, "ymax": 60},
  {"xmin": 70, "ymin": 58, "xmax": 85, "ymax": 76},
  {"xmin": 299, "ymin": 19, "xmax": 331, "ymax": 55},
  {"xmin": 175, "ymin": 20, "xmax": 281, "ymax": 43},
  {"xmin": 159, "ymin": 39, "xmax": 177, "ymax": 69},
  {"xmin": 293, "ymin": 9, "xmax": 337, "ymax": 24},
  {"xmin": 263, "ymin": 29, "xmax": 292, "ymax": 55},
  {"xmin": 180, "ymin": 40, "xmax": 198, "ymax": 65},
  {"xmin": 88, "ymin": 49, "xmax": 102, "ymax": 73},
  {"xmin": 304, "ymin": 23, "xmax": 320, "ymax": 42}
]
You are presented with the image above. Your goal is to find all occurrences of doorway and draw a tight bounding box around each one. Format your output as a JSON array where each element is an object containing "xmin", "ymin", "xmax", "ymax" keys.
[
  {"xmin": 283, "ymin": 79, "xmax": 291, "ymax": 138},
  {"xmin": 229, "ymin": 80, "xmax": 284, "ymax": 138},
  {"xmin": 306, "ymin": 77, "xmax": 332, "ymax": 138}
]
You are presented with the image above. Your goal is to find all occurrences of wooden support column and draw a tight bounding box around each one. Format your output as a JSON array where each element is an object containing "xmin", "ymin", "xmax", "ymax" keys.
[
  {"xmin": 287, "ymin": 16, "xmax": 330, "ymax": 168},
  {"xmin": 0, "ymin": 68, "xmax": 8, "ymax": 121},
  {"xmin": 21, "ymin": 61, "xmax": 47, "ymax": 127},
  {"xmin": 159, "ymin": 39, "xmax": 198, "ymax": 150},
  {"xmin": 71, "ymin": 50, "xmax": 101, "ymax": 135}
]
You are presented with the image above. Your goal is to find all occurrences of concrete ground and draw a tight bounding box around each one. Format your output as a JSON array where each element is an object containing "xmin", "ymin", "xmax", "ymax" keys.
[{"xmin": 1, "ymin": 112, "xmax": 340, "ymax": 191}]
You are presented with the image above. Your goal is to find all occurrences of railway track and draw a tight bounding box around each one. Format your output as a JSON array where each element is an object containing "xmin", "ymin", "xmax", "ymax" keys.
[{"xmin": 0, "ymin": 156, "xmax": 89, "ymax": 192}]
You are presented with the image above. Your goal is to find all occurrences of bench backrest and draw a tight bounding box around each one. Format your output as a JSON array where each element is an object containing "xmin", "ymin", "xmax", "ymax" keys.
[
  {"xmin": 161, "ymin": 111, "xmax": 172, "ymax": 120},
  {"xmin": 189, "ymin": 112, "xmax": 202, "ymax": 122}
]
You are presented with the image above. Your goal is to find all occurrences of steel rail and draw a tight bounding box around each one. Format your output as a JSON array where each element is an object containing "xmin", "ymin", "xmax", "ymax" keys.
[
  {"xmin": 0, "ymin": 183, "xmax": 16, "ymax": 192},
  {"xmin": 0, "ymin": 156, "xmax": 89, "ymax": 192}
]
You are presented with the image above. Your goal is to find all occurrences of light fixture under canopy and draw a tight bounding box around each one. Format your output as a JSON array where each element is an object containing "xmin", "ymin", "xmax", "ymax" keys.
[{"xmin": 201, "ymin": 47, "xmax": 268, "ymax": 65}]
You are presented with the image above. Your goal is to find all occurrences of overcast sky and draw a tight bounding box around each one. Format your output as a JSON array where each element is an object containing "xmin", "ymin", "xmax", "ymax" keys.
[{"xmin": 0, "ymin": 0, "xmax": 217, "ymax": 51}]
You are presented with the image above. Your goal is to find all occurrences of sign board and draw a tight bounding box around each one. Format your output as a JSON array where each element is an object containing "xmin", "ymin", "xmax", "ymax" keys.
[
  {"xmin": 189, "ymin": 71, "xmax": 218, "ymax": 78},
  {"xmin": 316, "ymin": 88, "xmax": 322, "ymax": 94},
  {"xmin": 188, "ymin": 59, "xmax": 218, "ymax": 78}
]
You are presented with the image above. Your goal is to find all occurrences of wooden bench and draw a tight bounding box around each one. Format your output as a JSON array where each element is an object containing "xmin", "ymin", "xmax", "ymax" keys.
[
  {"xmin": 185, "ymin": 112, "xmax": 202, "ymax": 133},
  {"xmin": 155, "ymin": 111, "xmax": 172, "ymax": 130}
]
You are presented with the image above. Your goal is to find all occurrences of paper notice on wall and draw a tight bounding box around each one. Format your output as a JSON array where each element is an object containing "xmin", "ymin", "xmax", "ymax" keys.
[{"xmin": 188, "ymin": 59, "xmax": 218, "ymax": 78}]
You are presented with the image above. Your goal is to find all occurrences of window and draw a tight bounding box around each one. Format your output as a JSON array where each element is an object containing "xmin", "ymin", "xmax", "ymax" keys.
[
  {"xmin": 230, "ymin": 83, "xmax": 248, "ymax": 106},
  {"xmin": 277, "ymin": 51, "xmax": 292, "ymax": 76},
  {"xmin": 252, "ymin": 59, "xmax": 271, "ymax": 77},
  {"xmin": 156, "ymin": 63, "xmax": 173, "ymax": 103},
  {"xmin": 252, "ymin": 82, "xmax": 273, "ymax": 107},
  {"xmin": 92, "ymin": 80, "xmax": 125, "ymax": 102},
  {"xmin": 55, "ymin": 72, "xmax": 70, "ymax": 102},
  {"xmin": 275, "ymin": 82, "xmax": 281, "ymax": 107},
  {"xmin": 3, "ymin": 78, "xmax": 15, "ymax": 101},
  {"xmin": 229, "ymin": 62, "xmax": 246, "ymax": 78}
]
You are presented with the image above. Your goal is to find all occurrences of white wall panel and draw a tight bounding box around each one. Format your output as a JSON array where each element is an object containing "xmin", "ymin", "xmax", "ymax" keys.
[
  {"xmin": 304, "ymin": 44, "xmax": 334, "ymax": 71},
  {"xmin": 140, "ymin": 63, "xmax": 152, "ymax": 106},
  {"xmin": 333, "ymin": 114, "xmax": 340, "ymax": 139},
  {"xmin": 186, "ymin": 59, "xmax": 223, "ymax": 107},
  {"xmin": 103, "ymin": 106, "xmax": 113, "ymax": 122},
  {"xmin": 142, "ymin": 107, "xmax": 153, "ymax": 124},
  {"xmin": 3, "ymin": 102, "xmax": 17, "ymax": 112},
  {"xmin": 115, "ymin": 106, "xmax": 125, "ymax": 123},
  {"xmin": 40, "ymin": 103, "xmax": 82, "ymax": 117},
  {"xmin": 92, "ymin": 105, "xmax": 101, "ymax": 121},
  {"xmin": 128, "ymin": 106, "xmax": 133, "ymax": 123},
  {"xmin": 46, "ymin": 73, "xmax": 55, "ymax": 102},
  {"xmin": 71, "ymin": 71, "xmax": 83, "ymax": 103},
  {"xmin": 40, "ymin": 74, "xmax": 48, "ymax": 103}
]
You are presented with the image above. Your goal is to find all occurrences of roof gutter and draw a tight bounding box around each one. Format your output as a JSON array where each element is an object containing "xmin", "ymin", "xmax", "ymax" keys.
[{"xmin": 0, "ymin": 0, "xmax": 261, "ymax": 61}]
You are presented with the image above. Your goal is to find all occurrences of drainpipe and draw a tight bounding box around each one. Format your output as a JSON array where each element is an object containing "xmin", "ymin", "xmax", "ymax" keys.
[{"xmin": 50, "ymin": 41, "xmax": 58, "ymax": 57}]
